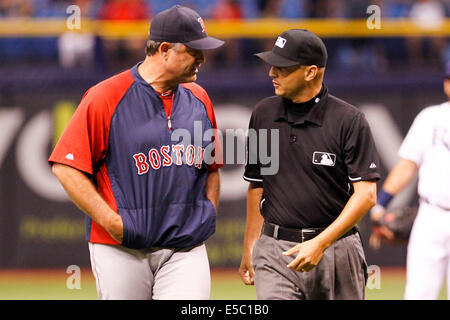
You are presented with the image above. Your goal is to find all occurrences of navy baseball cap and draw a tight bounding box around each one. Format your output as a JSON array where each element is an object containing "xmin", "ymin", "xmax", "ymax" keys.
[
  {"xmin": 149, "ymin": 5, "xmax": 224, "ymax": 50},
  {"xmin": 255, "ymin": 29, "xmax": 327, "ymax": 68}
]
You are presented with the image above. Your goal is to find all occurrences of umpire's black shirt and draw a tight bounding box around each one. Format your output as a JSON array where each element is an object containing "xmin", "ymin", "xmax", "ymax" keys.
[{"xmin": 244, "ymin": 85, "xmax": 381, "ymax": 228}]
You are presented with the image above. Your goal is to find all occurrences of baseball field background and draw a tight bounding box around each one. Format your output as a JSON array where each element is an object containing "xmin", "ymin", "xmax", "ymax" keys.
[
  {"xmin": 0, "ymin": 268, "xmax": 446, "ymax": 300},
  {"xmin": 1, "ymin": 0, "xmax": 449, "ymax": 300}
]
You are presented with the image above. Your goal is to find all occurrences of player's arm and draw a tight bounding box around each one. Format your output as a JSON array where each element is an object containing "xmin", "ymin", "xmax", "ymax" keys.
[
  {"xmin": 383, "ymin": 158, "xmax": 418, "ymax": 194},
  {"xmin": 371, "ymin": 158, "xmax": 418, "ymax": 220},
  {"xmin": 52, "ymin": 163, "xmax": 123, "ymax": 243},
  {"xmin": 284, "ymin": 180, "xmax": 377, "ymax": 272},
  {"xmin": 205, "ymin": 169, "xmax": 220, "ymax": 211},
  {"xmin": 239, "ymin": 182, "xmax": 264, "ymax": 285}
]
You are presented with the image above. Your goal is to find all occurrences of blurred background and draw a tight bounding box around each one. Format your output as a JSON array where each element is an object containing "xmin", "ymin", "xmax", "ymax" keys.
[{"xmin": 0, "ymin": 0, "xmax": 449, "ymax": 299}]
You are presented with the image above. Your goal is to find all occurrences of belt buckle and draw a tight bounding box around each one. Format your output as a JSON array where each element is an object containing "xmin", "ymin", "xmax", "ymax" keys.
[
  {"xmin": 301, "ymin": 228, "xmax": 316, "ymax": 242},
  {"xmin": 273, "ymin": 224, "xmax": 279, "ymax": 240}
]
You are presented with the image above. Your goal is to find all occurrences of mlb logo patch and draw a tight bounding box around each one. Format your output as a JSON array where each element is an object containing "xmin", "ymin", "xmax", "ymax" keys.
[
  {"xmin": 312, "ymin": 152, "xmax": 336, "ymax": 167},
  {"xmin": 275, "ymin": 36, "xmax": 287, "ymax": 48}
]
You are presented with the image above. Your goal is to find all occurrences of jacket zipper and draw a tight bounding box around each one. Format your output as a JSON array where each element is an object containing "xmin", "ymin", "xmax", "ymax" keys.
[
  {"xmin": 167, "ymin": 115, "xmax": 172, "ymax": 130},
  {"xmin": 160, "ymin": 91, "xmax": 175, "ymax": 131}
]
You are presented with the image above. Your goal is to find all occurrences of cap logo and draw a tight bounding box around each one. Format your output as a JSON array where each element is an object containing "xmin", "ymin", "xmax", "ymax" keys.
[
  {"xmin": 275, "ymin": 36, "xmax": 287, "ymax": 48},
  {"xmin": 197, "ymin": 17, "xmax": 206, "ymax": 33}
]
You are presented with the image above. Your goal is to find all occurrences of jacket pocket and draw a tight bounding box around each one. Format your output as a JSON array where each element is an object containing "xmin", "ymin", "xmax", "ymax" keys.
[
  {"xmin": 119, "ymin": 209, "xmax": 136, "ymax": 248},
  {"xmin": 118, "ymin": 201, "xmax": 216, "ymax": 249}
]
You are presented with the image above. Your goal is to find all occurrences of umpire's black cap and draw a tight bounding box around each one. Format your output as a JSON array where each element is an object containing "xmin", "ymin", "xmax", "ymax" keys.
[
  {"xmin": 255, "ymin": 29, "xmax": 327, "ymax": 68},
  {"xmin": 149, "ymin": 5, "xmax": 224, "ymax": 50}
]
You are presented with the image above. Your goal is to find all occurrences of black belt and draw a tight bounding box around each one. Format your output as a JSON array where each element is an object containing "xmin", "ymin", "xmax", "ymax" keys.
[{"xmin": 262, "ymin": 222, "xmax": 358, "ymax": 243}]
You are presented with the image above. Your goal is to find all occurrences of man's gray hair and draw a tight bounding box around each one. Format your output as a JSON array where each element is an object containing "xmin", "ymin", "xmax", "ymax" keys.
[{"xmin": 145, "ymin": 40, "xmax": 182, "ymax": 56}]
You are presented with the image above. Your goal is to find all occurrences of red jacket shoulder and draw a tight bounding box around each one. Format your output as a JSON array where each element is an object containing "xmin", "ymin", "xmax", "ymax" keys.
[
  {"xmin": 87, "ymin": 70, "xmax": 134, "ymax": 104},
  {"xmin": 181, "ymin": 82, "xmax": 211, "ymax": 105}
]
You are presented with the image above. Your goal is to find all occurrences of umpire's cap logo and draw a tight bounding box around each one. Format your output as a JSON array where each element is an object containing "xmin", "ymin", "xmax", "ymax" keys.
[
  {"xmin": 275, "ymin": 36, "xmax": 287, "ymax": 48},
  {"xmin": 254, "ymin": 29, "xmax": 327, "ymax": 68}
]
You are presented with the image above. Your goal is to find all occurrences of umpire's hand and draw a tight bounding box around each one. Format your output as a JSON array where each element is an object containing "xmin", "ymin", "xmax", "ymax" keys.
[{"xmin": 283, "ymin": 239, "xmax": 325, "ymax": 272}]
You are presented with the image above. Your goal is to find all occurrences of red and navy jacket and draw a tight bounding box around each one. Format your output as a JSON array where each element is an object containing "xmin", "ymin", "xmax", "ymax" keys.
[{"xmin": 49, "ymin": 63, "xmax": 223, "ymax": 249}]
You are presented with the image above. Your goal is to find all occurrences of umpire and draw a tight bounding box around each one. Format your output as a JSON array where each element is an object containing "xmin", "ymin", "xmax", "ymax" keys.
[{"xmin": 239, "ymin": 29, "xmax": 381, "ymax": 300}]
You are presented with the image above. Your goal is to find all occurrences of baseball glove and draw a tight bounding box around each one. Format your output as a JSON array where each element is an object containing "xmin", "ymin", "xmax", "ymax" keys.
[{"xmin": 372, "ymin": 206, "xmax": 418, "ymax": 241}]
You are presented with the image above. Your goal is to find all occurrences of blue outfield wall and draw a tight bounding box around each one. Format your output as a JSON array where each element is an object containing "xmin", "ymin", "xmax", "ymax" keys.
[{"xmin": 0, "ymin": 66, "xmax": 446, "ymax": 269}]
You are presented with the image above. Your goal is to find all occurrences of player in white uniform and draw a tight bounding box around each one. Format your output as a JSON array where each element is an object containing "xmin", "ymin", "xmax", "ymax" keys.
[{"xmin": 370, "ymin": 66, "xmax": 450, "ymax": 299}]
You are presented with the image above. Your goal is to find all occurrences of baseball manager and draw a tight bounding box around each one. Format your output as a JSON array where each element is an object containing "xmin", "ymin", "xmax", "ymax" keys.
[
  {"xmin": 49, "ymin": 5, "xmax": 224, "ymax": 300},
  {"xmin": 239, "ymin": 29, "xmax": 381, "ymax": 300}
]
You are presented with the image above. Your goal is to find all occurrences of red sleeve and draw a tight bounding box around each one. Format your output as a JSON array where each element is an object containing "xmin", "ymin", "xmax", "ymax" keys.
[
  {"xmin": 49, "ymin": 71, "xmax": 134, "ymax": 174},
  {"xmin": 182, "ymin": 83, "xmax": 224, "ymax": 171}
]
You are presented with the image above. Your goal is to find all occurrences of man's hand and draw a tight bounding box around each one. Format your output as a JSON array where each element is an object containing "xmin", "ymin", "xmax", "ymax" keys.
[
  {"xmin": 369, "ymin": 204, "xmax": 395, "ymax": 249},
  {"xmin": 370, "ymin": 225, "xmax": 395, "ymax": 249},
  {"xmin": 370, "ymin": 205, "xmax": 417, "ymax": 249},
  {"xmin": 282, "ymin": 238, "xmax": 326, "ymax": 272},
  {"xmin": 104, "ymin": 213, "xmax": 124, "ymax": 244},
  {"xmin": 240, "ymin": 182, "xmax": 263, "ymax": 285},
  {"xmin": 239, "ymin": 251, "xmax": 255, "ymax": 285}
]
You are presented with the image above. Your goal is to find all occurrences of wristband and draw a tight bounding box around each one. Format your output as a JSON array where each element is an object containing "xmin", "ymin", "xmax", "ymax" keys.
[{"xmin": 377, "ymin": 189, "xmax": 394, "ymax": 208}]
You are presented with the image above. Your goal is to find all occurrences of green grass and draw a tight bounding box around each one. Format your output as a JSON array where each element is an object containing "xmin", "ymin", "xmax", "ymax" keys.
[
  {"xmin": 213, "ymin": 270, "xmax": 448, "ymax": 300},
  {"xmin": 364, "ymin": 270, "xmax": 447, "ymax": 300},
  {"xmin": 0, "ymin": 282, "xmax": 98, "ymax": 300},
  {"xmin": 0, "ymin": 269, "xmax": 446, "ymax": 300}
]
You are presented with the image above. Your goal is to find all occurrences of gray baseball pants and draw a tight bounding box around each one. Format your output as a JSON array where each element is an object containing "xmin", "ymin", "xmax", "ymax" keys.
[
  {"xmin": 89, "ymin": 242, "xmax": 211, "ymax": 300},
  {"xmin": 252, "ymin": 233, "xmax": 368, "ymax": 300}
]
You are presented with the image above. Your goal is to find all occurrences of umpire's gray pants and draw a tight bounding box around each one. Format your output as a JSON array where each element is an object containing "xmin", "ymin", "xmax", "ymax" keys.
[{"xmin": 253, "ymin": 233, "xmax": 368, "ymax": 300}]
